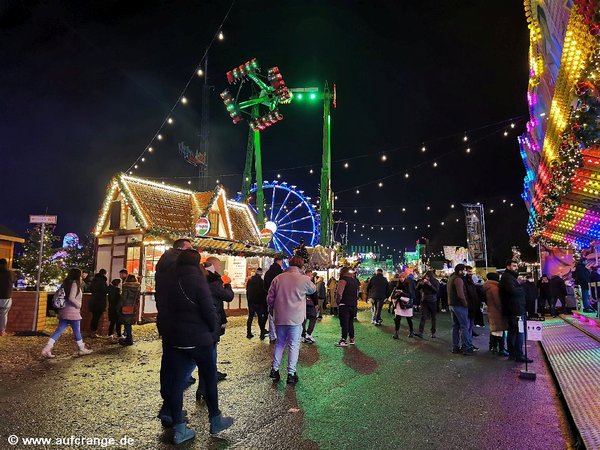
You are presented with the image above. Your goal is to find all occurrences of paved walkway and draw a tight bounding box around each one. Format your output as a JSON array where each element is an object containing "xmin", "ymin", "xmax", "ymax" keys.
[{"xmin": 0, "ymin": 310, "xmax": 574, "ymax": 449}]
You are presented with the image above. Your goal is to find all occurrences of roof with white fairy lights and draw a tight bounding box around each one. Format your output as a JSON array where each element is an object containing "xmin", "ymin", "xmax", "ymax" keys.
[{"xmin": 94, "ymin": 174, "xmax": 281, "ymax": 257}]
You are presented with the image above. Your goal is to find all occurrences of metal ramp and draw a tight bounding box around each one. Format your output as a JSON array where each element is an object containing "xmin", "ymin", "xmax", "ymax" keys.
[{"xmin": 542, "ymin": 318, "xmax": 600, "ymax": 449}]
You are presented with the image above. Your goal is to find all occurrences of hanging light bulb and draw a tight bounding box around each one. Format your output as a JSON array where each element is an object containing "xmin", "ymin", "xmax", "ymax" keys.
[
  {"xmin": 216, "ymin": 179, "xmax": 220, "ymax": 183},
  {"xmin": 378, "ymin": 209, "xmax": 382, "ymax": 213},
  {"xmin": 441, "ymin": 221, "xmax": 445, "ymax": 225},
  {"xmin": 451, "ymin": 204, "xmax": 455, "ymax": 208},
  {"xmin": 510, "ymin": 123, "xmax": 515, "ymax": 128},
  {"xmin": 134, "ymin": 165, "xmax": 138, "ymax": 169},
  {"xmin": 309, "ymin": 169, "xmax": 314, "ymax": 174},
  {"xmin": 277, "ymin": 174, "xmax": 281, "ymax": 179},
  {"xmin": 466, "ymin": 147, "xmax": 471, "ymax": 153},
  {"xmin": 463, "ymin": 135, "xmax": 468, "ymax": 142},
  {"xmin": 181, "ymin": 96, "xmax": 188, "ymax": 104},
  {"xmin": 405, "ymin": 173, "xmax": 410, "ymax": 178},
  {"xmin": 380, "ymin": 227, "xmax": 383, "ymax": 230},
  {"xmin": 148, "ymin": 147, "xmax": 153, "ymax": 152},
  {"xmin": 344, "ymin": 162, "xmax": 349, "ymax": 168},
  {"xmin": 356, "ymin": 189, "xmax": 360, "ymax": 194},
  {"xmin": 188, "ymin": 180, "xmax": 192, "ymax": 185},
  {"xmin": 402, "ymin": 207, "xmax": 406, "ymax": 212},
  {"xmin": 157, "ymin": 134, "xmax": 163, "ymax": 140},
  {"xmin": 141, "ymin": 157, "xmax": 145, "ymax": 162},
  {"xmin": 354, "ymin": 209, "xmax": 358, "ymax": 213},
  {"xmin": 421, "ymin": 145, "xmax": 426, "ymax": 152},
  {"xmin": 381, "ymin": 155, "xmax": 387, "ymax": 161},
  {"xmin": 378, "ymin": 182, "xmax": 383, "ymax": 187},
  {"xmin": 503, "ymin": 131, "xmax": 508, "ymax": 136},
  {"xmin": 167, "ymin": 118, "xmax": 174, "ymax": 124},
  {"xmin": 426, "ymin": 206, "xmax": 430, "ymax": 210},
  {"xmin": 197, "ymin": 69, "xmax": 204, "ymax": 76},
  {"xmin": 218, "ymin": 31, "xmax": 224, "ymax": 40},
  {"xmin": 335, "ymin": 196, "xmax": 338, "ymax": 200}
]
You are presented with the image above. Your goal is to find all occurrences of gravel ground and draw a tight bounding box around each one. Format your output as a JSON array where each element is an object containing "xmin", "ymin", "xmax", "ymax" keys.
[{"xmin": 0, "ymin": 307, "xmax": 574, "ymax": 449}]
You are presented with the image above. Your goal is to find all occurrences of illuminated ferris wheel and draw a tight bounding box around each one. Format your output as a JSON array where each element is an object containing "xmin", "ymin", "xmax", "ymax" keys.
[{"xmin": 243, "ymin": 181, "xmax": 319, "ymax": 255}]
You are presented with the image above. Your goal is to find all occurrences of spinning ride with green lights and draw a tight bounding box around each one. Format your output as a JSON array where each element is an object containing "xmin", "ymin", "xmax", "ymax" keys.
[{"xmin": 219, "ymin": 58, "xmax": 335, "ymax": 246}]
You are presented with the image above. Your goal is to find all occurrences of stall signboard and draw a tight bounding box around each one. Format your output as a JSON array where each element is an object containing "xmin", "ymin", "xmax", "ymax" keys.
[
  {"xmin": 260, "ymin": 228, "xmax": 273, "ymax": 244},
  {"xmin": 195, "ymin": 217, "xmax": 211, "ymax": 236},
  {"xmin": 526, "ymin": 317, "xmax": 544, "ymax": 342},
  {"xmin": 30, "ymin": 215, "xmax": 57, "ymax": 224},
  {"xmin": 230, "ymin": 257, "xmax": 247, "ymax": 288}
]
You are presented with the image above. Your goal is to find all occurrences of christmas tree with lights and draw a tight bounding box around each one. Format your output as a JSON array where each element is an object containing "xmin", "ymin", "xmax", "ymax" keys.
[{"xmin": 17, "ymin": 225, "xmax": 63, "ymax": 287}]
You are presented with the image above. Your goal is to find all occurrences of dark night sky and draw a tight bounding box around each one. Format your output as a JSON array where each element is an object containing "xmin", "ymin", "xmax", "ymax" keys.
[{"xmin": 0, "ymin": 0, "xmax": 534, "ymax": 264}]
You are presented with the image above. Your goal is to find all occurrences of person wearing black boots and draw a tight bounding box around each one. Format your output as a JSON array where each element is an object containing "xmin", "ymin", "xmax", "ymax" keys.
[
  {"xmin": 163, "ymin": 250, "xmax": 233, "ymax": 444},
  {"xmin": 483, "ymin": 272, "xmax": 509, "ymax": 356}
]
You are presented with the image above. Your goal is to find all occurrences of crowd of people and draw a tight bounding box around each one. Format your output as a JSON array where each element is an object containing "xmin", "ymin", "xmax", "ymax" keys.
[{"xmin": 5, "ymin": 239, "xmax": 594, "ymax": 445}]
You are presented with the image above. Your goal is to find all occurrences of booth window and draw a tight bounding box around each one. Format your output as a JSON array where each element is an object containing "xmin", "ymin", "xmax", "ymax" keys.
[{"xmin": 126, "ymin": 246, "xmax": 141, "ymax": 276}]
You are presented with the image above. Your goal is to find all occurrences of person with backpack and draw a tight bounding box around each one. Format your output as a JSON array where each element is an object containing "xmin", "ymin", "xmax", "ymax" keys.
[
  {"xmin": 41, "ymin": 268, "xmax": 93, "ymax": 358},
  {"xmin": 107, "ymin": 278, "xmax": 122, "ymax": 340},
  {"xmin": 118, "ymin": 274, "xmax": 140, "ymax": 346}
]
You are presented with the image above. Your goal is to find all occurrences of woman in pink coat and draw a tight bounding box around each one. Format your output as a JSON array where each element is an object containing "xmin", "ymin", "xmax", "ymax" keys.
[{"xmin": 42, "ymin": 268, "xmax": 93, "ymax": 358}]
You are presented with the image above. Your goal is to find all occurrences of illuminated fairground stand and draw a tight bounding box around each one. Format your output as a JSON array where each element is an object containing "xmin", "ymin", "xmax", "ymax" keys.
[{"xmin": 520, "ymin": 1, "xmax": 600, "ymax": 252}]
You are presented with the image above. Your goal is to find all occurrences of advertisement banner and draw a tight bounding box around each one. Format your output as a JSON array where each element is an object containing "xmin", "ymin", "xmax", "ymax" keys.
[{"xmin": 462, "ymin": 204, "xmax": 487, "ymax": 263}]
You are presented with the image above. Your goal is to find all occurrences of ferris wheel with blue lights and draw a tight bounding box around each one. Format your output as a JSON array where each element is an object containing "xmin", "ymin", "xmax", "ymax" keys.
[{"xmin": 241, "ymin": 181, "xmax": 319, "ymax": 255}]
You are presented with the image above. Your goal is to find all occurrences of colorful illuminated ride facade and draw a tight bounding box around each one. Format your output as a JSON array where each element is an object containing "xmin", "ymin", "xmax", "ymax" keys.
[{"xmin": 520, "ymin": 0, "xmax": 600, "ymax": 249}]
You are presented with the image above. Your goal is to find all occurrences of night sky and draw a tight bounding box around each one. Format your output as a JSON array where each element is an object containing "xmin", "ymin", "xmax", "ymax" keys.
[{"xmin": 0, "ymin": 0, "xmax": 534, "ymax": 265}]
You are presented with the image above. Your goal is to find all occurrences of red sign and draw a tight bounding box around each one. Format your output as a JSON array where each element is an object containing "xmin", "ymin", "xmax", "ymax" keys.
[
  {"xmin": 195, "ymin": 217, "xmax": 211, "ymax": 236},
  {"xmin": 260, "ymin": 228, "xmax": 273, "ymax": 244}
]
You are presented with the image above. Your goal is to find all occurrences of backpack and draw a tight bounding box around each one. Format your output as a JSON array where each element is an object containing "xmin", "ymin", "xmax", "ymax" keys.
[{"xmin": 52, "ymin": 286, "xmax": 67, "ymax": 309}]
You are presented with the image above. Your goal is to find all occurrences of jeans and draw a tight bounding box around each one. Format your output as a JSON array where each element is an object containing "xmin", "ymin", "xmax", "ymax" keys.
[
  {"xmin": 272, "ymin": 324, "xmax": 302, "ymax": 375},
  {"xmin": 338, "ymin": 305, "xmax": 356, "ymax": 340},
  {"xmin": 197, "ymin": 344, "xmax": 218, "ymax": 397},
  {"xmin": 506, "ymin": 315, "xmax": 524, "ymax": 359},
  {"xmin": 123, "ymin": 323, "xmax": 133, "ymax": 343},
  {"xmin": 167, "ymin": 344, "xmax": 220, "ymax": 424},
  {"xmin": 581, "ymin": 288, "xmax": 592, "ymax": 310},
  {"xmin": 371, "ymin": 298, "xmax": 385, "ymax": 322},
  {"xmin": 0, "ymin": 298, "xmax": 12, "ymax": 332},
  {"xmin": 450, "ymin": 306, "xmax": 472, "ymax": 351},
  {"xmin": 51, "ymin": 319, "xmax": 82, "ymax": 341},
  {"xmin": 268, "ymin": 313, "xmax": 277, "ymax": 341},
  {"xmin": 160, "ymin": 340, "xmax": 196, "ymax": 405},
  {"xmin": 247, "ymin": 304, "xmax": 268, "ymax": 336},
  {"xmin": 419, "ymin": 301, "xmax": 437, "ymax": 334}
]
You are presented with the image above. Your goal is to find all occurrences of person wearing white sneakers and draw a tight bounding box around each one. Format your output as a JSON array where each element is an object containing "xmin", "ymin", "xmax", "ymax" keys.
[{"xmin": 42, "ymin": 268, "xmax": 93, "ymax": 358}]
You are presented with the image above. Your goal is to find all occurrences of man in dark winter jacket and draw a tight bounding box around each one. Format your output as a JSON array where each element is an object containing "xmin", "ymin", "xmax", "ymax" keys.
[
  {"xmin": 367, "ymin": 269, "xmax": 389, "ymax": 325},
  {"xmin": 448, "ymin": 264, "xmax": 473, "ymax": 355},
  {"xmin": 202, "ymin": 257, "xmax": 234, "ymax": 385},
  {"xmin": 246, "ymin": 268, "xmax": 268, "ymax": 340},
  {"xmin": 499, "ymin": 260, "xmax": 531, "ymax": 363},
  {"xmin": 415, "ymin": 271, "xmax": 440, "ymax": 338},
  {"xmin": 264, "ymin": 257, "xmax": 284, "ymax": 343},
  {"xmin": 155, "ymin": 238, "xmax": 193, "ymax": 425},
  {"xmin": 522, "ymin": 274, "xmax": 538, "ymax": 318},
  {"xmin": 574, "ymin": 259, "xmax": 594, "ymax": 312}
]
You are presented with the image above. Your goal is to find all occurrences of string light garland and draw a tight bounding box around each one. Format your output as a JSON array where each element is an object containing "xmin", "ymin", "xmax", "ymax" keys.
[{"xmin": 124, "ymin": 0, "xmax": 236, "ymax": 173}]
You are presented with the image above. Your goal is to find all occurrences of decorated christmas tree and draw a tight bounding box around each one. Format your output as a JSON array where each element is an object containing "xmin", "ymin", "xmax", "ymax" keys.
[
  {"xmin": 17, "ymin": 225, "xmax": 63, "ymax": 287},
  {"xmin": 294, "ymin": 238, "xmax": 310, "ymax": 265},
  {"xmin": 61, "ymin": 234, "xmax": 95, "ymax": 274}
]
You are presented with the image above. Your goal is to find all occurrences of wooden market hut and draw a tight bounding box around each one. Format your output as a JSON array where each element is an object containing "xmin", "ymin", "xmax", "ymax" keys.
[
  {"xmin": 0, "ymin": 224, "xmax": 24, "ymax": 269},
  {"xmin": 93, "ymin": 173, "xmax": 281, "ymax": 322}
]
